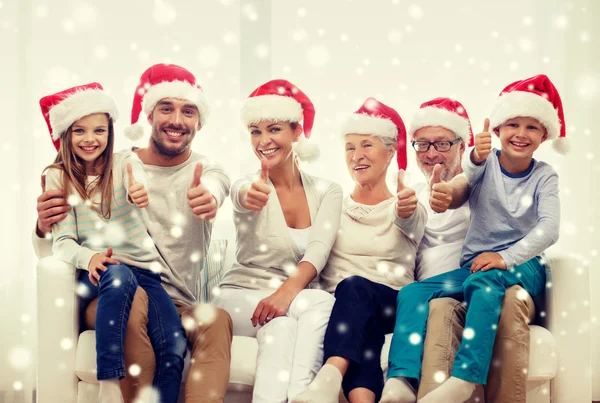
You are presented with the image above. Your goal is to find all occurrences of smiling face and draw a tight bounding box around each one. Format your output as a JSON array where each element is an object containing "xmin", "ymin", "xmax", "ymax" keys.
[
  {"xmin": 69, "ymin": 113, "xmax": 110, "ymax": 174},
  {"xmin": 413, "ymin": 126, "xmax": 465, "ymax": 182},
  {"xmin": 496, "ymin": 116, "xmax": 547, "ymax": 160},
  {"xmin": 148, "ymin": 98, "xmax": 201, "ymax": 158},
  {"xmin": 248, "ymin": 120, "xmax": 302, "ymax": 169},
  {"xmin": 344, "ymin": 134, "xmax": 395, "ymax": 187}
]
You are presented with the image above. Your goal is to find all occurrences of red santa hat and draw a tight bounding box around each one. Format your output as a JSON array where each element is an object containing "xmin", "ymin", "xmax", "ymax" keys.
[
  {"xmin": 241, "ymin": 79, "xmax": 319, "ymax": 162},
  {"xmin": 489, "ymin": 74, "xmax": 567, "ymax": 153},
  {"xmin": 341, "ymin": 97, "xmax": 408, "ymax": 170},
  {"xmin": 124, "ymin": 63, "xmax": 209, "ymax": 141},
  {"xmin": 39, "ymin": 82, "xmax": 119, "ymax": 151},
  {"xmin": 409, "ymin": 97, "xmax": 474, "ymax": 146}
]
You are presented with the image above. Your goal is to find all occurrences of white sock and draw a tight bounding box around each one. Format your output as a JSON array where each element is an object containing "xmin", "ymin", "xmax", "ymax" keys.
[
  {"xmin": 380, "ymin": 377, "xmax": 417, "ymax": 403},
  {"xmin": 419, "ymin": 376, "xmax": 476, "ymax": 403},
  {"xmin": 289, "ymin": 364, "xmax": 342, "ymax": 403},
  {"xmin": 98, "ymin": 378, "xmax": 123, "ymax": 403}
]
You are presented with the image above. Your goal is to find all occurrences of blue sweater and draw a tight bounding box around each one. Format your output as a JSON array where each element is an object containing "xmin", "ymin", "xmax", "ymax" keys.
[{"xmin": 460, "ymin": 149, "xmax": 560, "ymax": 268}]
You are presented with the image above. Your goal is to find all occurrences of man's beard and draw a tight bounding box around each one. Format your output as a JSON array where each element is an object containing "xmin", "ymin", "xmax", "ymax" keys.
[{"xmin": 151, "ymin": 128, "xmax": 191, "ymax": 157}]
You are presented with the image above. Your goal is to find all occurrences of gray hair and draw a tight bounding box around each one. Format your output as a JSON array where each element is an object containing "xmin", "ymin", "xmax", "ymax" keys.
[{"xmin": 378, "ymin": 136, "xmax": 397, "ymax": 149}]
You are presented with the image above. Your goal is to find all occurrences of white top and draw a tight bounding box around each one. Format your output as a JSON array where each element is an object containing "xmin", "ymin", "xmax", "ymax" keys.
[
  {"xmin": 319, "ymin": 195, "xmax": 428, "ymax": 293},
  {"xmin": 414, "ymin": 182, "xmax": 471, "ymax": 281},
  {"xmin": 288, "ymin": 226, "xmax": 311, "ymax": 256}
]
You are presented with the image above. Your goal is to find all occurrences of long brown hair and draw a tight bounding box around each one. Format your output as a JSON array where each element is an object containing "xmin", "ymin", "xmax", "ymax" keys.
[{"xmin": 43, "ymin": 113, "xmax": 115, "ymax": 219}]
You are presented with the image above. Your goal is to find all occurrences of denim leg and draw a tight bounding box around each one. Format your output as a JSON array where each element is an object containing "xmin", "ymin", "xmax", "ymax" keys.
[
  {"xmin": 76, "ymin": 269, "xmax": 99, "ymax": 333},
  {"xmin": 137, "ymin": 270, "xmax": 187, "ymax": 403},
  {"xmin": 387, "ymin": 268, "xmax": 470, "ymax": 384},
  {"xmin": 95, "ymin": 264, "xmax": 138, "ymax": 380},
  {"xmin": 453, "ymin": 258, "xmax": 546, "ymax": 384}
]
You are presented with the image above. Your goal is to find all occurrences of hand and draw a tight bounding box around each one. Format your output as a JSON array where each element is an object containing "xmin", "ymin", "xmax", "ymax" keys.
[
  {"xmin": 88, "ymin": 247, "xmax": 120, "ymax": 286},
  {"xmin": 395, "ymin": 169, "xmax": 418, "ymax": 218},
  {"xmin": 429, "ymin": 164, "xmax": 453, "ymax": 213},
  {"xmin": 188, "ymin": 163, "xmax": 218, "ymax": 220},
  {"xmin": 471, "ymin": 118, "xmax": 492, "ymax": 165},
  {"xmin": 470, "ymin": 252, "xmax": 507, "ymax": 273},
  {"xmin": 243, "ymin": 158, "xmax": 271, "ymax": 211},
  {"xmin": 127, "ymin": 163, "xmax": 149, "ymax": 208},
  {"xmin": 36, "ymin": 174, "xmax": 70, "ymax": 236},
  {"xmin": 251, "ymin": 288, "xmax": 296, "ymax": 327}
]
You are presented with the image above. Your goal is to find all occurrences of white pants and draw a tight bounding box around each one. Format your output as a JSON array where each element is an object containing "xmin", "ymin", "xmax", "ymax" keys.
[{"xmin": 213, "ymin": 288, "xmax": 335, "ymax": 403}]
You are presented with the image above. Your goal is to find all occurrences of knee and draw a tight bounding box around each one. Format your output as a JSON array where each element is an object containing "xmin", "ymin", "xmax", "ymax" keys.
[
  {"xmin": 428, "ymin": 298, "xmax": 464, "ymax": 323},
  {"xmin": 99, "ymin": 264, "xmax": 136, "ymax": 288},
  {"xmin": 396, "ymin": 282, "xmax": 422, "ymax": 304},
  {"xmin": 462, "ymin": 270, "xmax": 499, "ymax": 294},
  {"xmin": 334, "ymin": 276, "xmax": 372, "ymax": 299}
]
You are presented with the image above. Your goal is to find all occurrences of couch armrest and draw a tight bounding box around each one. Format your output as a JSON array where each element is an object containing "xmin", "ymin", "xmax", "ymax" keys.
[
  {"xmin": 36, "ymin": 256, "xmax": 79, "ymax": 403},
  {"xmin": 544, "ymin": 253, "xmax": 592, "ymax": 403}
]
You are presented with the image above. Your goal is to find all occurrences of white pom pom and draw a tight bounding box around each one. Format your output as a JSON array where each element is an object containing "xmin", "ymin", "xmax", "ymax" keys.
[
  {"xmin": 124, "ymin": 122, "xmax": 145, "ymax": 141},
  {"xmin": 552, "ymin": 136, "xmax": 569, "ymax": 154},
  {"xmin": 293, "ymin": 136, "xmax": 320, "ymax": 163}
]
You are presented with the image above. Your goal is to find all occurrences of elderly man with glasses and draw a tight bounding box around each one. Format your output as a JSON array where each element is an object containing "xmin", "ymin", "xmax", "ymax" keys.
[{"xmin": 397, "ymin": 98, "xmax": 536, "ymax": 403}]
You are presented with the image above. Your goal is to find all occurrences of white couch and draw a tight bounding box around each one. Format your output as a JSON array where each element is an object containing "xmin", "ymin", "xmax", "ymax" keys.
[{"xmin": 37, "ymin": 247, "xmax": 593, "ymax": 403}]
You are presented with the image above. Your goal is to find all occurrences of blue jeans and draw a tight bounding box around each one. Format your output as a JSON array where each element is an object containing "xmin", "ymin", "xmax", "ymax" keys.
[
  {"xmin": 387, "ymin": 257, "xmax": 546, "ymax": 385},
  {"xmin": 77, "ymin": 265, "xmax": 187, "ymax": 403}
]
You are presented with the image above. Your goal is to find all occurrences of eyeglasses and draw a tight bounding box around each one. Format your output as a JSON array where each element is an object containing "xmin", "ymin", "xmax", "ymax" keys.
[{"xmin": 411, "ymin": 138, "xmax": 462, "ymax": 153}]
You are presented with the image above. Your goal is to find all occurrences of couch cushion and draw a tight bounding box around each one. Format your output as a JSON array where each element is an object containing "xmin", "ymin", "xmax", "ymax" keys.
[{"xmin": 229, "ymin": 336, "xmax": 258, "ymax": 392}]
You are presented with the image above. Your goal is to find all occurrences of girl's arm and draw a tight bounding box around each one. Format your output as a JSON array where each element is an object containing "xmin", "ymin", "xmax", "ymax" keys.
[{"xmin": 45, "ymin": 169, "xmax": 97, "ymax": 270}]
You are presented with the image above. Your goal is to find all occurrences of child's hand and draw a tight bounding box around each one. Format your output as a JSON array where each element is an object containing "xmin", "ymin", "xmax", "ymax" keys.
[
  {"xmin": 429, "ymin": 164, "xmax": 453, "ymax": 213},
  {"xmin": 471, "ymin": 118, "xmax": 492, "ymax": 165},
  {"xmin": 470, "ymin": 252, "xmax": 507, "ymax": 273},
  {"xmin": 188, "ymin": 163, "xmax": 218, "ymax": 220},
  {"xmin": 396, "ymin": 170, "xmax": 418, "ymax": 218},
  {"xmin": 88, "ymin": 248, "xmax": 120, "ymax": 286},
  {"xmin": 243, "ymin": 158, "xmax": 271, "ymax": 211},
  {"xmin": 127, "ymin": 163, "xmax": 149, "ymax": 208}
]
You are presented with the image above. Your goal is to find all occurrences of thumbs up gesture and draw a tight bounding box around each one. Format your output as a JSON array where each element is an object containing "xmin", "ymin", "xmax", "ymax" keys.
[
  {"xmin": 472, "ymin": 118, "xmax": 492, "ymax": 165},
  {"xmin": 127, "ymin": 163, "xmax": 149, "ymax": 208},
  {"xmin": 243, "ymin": 158, "xmax": 272, "ymax": 211},
  {"xmin": 395, "ymin": 169, "xmax": 418, "ymax": 218},
  {"xmin": 188, "ymin": 163, "xmax": 218, "ymax": 220},
  {"xmin": 429, "ymin": 164, "xmax": 453, "ymax": 213}
]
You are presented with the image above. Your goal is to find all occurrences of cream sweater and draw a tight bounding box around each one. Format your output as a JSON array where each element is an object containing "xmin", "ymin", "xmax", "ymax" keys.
[
  {"xmin": 319, "ymin": 195, "xmax": 427, "ymax": 293},
  {"xmin": 219, "ymin": 170, "xmax": 343, "ymax": 290}
]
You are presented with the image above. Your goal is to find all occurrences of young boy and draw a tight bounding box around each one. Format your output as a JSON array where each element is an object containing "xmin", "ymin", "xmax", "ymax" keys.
[{"xmin": 380, "ymin": 74, "xmax": 566, "ymax": 403}]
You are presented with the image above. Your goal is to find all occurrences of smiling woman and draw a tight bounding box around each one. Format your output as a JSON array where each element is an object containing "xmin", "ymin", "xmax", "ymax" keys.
[{"xmin": 214, "ymin": 78, "xmax": 343, "ymax": 403}]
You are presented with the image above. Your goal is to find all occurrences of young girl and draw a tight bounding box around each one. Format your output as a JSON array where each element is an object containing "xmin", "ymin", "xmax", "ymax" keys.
[
  {"xmin": 214, "ymin": 79, "xmax": 343, "ymax": 403},
  {"xmin": 381, "ymin": 74, "xmax": 564, "ymax": 403},
  {"xmin": 40, "ymin": 83, "xmax": 186, "ymax": 403}
]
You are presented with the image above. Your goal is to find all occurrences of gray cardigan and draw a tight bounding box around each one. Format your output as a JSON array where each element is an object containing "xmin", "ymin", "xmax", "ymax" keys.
[{"xmin": 219, "ymin": 170, "xmax": 343, "ymax": 290}]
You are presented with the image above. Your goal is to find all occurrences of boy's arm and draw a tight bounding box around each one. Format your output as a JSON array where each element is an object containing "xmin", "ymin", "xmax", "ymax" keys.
[{"xmin": 498, "ymin": 173, "xmax": 560, "ymax": 268}]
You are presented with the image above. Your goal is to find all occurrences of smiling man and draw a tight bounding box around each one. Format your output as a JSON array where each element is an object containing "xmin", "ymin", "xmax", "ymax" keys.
[
  {"xmin": 393, "ymin": 97, "xmax": 536, "ymax": 403},
  {"xmin": 34, "ymin": 63, "xmax": 233, "ymax": 403}
]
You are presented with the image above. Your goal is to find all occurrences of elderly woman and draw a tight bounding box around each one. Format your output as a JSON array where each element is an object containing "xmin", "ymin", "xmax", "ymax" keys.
[
  {"xmin": 214, "ymin": 79, "xmax": 343, "ymax": 403},
  {"xmin": 292, "ymin": 98, "xmax": 427, "ymax": 403}
]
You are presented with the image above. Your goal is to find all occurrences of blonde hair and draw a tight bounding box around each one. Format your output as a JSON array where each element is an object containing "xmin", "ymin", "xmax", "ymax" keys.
[{"xmin": 42, "ymin": 114, "xmax": 115, "ymax": 219}]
